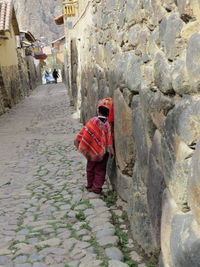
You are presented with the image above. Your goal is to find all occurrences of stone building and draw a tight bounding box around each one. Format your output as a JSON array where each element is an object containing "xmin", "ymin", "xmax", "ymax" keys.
[
  {"xmin": 52, "ymin": 35, "xmax": 66, "ymax": 82},
  {"xmin": 0, "ymin": 1, "xmax": 40, "ymax": 115},
  {"xmin": 60, "ymin": 0, "xmax": 200, "ymax": 266}
]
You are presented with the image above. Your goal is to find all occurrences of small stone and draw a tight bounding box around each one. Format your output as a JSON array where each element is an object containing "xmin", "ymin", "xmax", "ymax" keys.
[
  {"xmin": 27, "ymin": 238, "xmax": 39, "ymax": 244},
  {"xmin": 32, "ymin": 263, "xmax": 45, "ymax": 267},
  {"xmin": 60, "ymin": 204, "xmax": 71, "ymax": 210},
  {"xmin": 89, "ymin": 199, "xmax": 105, "ymax": 207},
  {"xmin": 16, "ymin": 243, "xmax": 36, "ymax": 255},
  {"xmin": 138, "ymin": 264, "xmax": 146, "ymax": 267},
  {"xmin": 71, "ymin": 248, "xmax": 86, "ymax": 260},
  {"xmin": 16, "ymin": 235, "xmax": 26, "ymax": 242},
  {"xmin": 17, "ymin": 229, "xmax": 29, "ymax": 235},
  {"xmin": 105, "ymin": 247, "xmax": 124, "ymax": 261},
  {"xmin": 82, "ymin": 235, "xmax": 91, "ymax": 241},
  {"xmin": 74, "ymin": 204, "xmax": 88, "ymax": 210},
  {"xmin": 86, "ymin": 246, "xmax": 95, "ymax": 254},
  {"xmin": 98, "ymin": 236, "xmax": 119, "ymax": 246},
  {"xmin": 14, "ymin": 255, "xmax": 27, "ymax": 264},
  {"xmin": 79, "ymin": 253, "xmax": 96, "ymax": 266},
  {"xmin": 28, "ymin": 253, "xmax": 43, "ymax": 262},
  {"xmin": 15, "ymin": 264, "xmax": 32, "ymax": 267},
  {"xmin": 67, "ymin": 260, "xmax": 80, "ymax": 267},
  {"xmin": 93, "ymin": 222, "xmax": 114, "ymax": 233},
  {"xmin": 95, "ymin": 228, "xmax": 115, "ymax": 239},
  {"xmin": 0, "ymin": 248, "xmax": 11, "ymax": 255},
  {"xmin": 129, "ymin": 251, "xmax": 143, "ymax": 263},
  {"xmin": 71, "ymin": 195, "xmax": 82, "ymax": 204},
  {"xmin": 108, "ymin": 260, "xmax": 129, "ymax": 267},
  {"xmin": 87, "ymin": 192, "xmax": 101, "ymax": 199},
  {"xmin": 63, "ymin": 238, "xmax": 77, "ymax": 251},
  {"xmin": 89, "ymin": 217, "xmax": 109, "ymax": 228},
  {"xmin": 68, "ymin": 211, "xmax": 78, "ymax": 217},
  {"xmin": 57, "ymin": 230, "xmax": 71, "ymax": 239},
  {"xmin": 84, "ymin": 209, "xmax": 94, "ymax": 216},
  {"xmin": 39, "ymin": 247, "xmax": 66, "ymax": 255},
  {"xmin": 36, "ymin": 238, "xmax": 61, "ymax": 247},
  {"xmin": 0, "ymin": 256, "xmax": 11, "ymax": 265},
  {"xmin": 77, "ymin": 229, "xmax": 89, "ymax": 236},
  {"xmin": 74, "ymin": 241, "xmax": 91, "ymax": 249},
  {"xmin": 113, "ymin": 210, "xmax": 123, "ymax": 217},
  {"xmin": 95, "ymin": 206, "xmax": 109, "ymax": 214}
]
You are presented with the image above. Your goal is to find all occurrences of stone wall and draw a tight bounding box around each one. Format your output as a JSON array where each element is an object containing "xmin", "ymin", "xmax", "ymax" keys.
[
  {"xmin": 0, "ymin": 51, "xmax": 41, "ymax": 113},
  {"xmin": 65, "ymin": 0, "xmax": 200, "ymax": 265}
]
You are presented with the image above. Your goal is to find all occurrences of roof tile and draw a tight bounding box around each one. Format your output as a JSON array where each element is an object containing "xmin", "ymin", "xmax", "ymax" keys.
[{"xmin": 0, "ymin": 0, "xmax": 13, "ymax": 32}]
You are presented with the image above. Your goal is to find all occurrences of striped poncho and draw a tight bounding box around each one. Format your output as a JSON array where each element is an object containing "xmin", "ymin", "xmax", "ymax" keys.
[{"xmin": 74, "ymin": 117, "xmax": 113, "ymax": 161}]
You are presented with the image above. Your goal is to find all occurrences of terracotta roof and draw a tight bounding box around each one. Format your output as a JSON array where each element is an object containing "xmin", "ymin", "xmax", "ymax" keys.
[
  {"xmin": 54, "ymin": 14, "xmax": 64, "ymax": 25},
  {"xmin": 0, "ymin": 0, "xmax": 19, "ymax": 34}
]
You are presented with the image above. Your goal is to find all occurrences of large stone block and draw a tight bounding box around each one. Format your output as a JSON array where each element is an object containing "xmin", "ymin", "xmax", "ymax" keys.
[
  {"xmin": 125, "ymin": 52, "xmax": 142, "ymax": 93},
  {"xmin": 186, "ymin": 33, "xmax": 200, "ymax": 92},
  {"xmin": 162, "ymin": 13, "xmax": 184, "ymax": 60},
  {"xmin": 147, "ymin": 130, "xmax": 166, "ymax": 248},
  {"xmin": 128, "ymin": 163, "xmax": 158, "ymax": 256},
  {"xmin": 189, "ymin": 140, "xmax": 200, "ymax": 224},
  {"xmin": 154, "ymin": 51, "xmax": 173, "ymax": 94},
  {"xmin": 128, "ymin": 24, "xmax": 141, "ymax": 48},
  {"xmin": 110, "ymin": 166, "xmax": 132, "ymax": 202},
  {"xmin": 108, "ymin": 52, "xmax": 142, "ymax": 94},
  {"xmin": 139, "ymin": 87, "xmax": 174, "ymax": 135},
  {"xmin": 125, "ymin": 0, "xmax": 145, "ymax": 24},
  {"xmin": 170, "ymin": 213, "xmax": 200, "ymax": 267},
  {"xmin": 161, "ymin": 97, "xmax": 200, "ymax": 207},
  {"xmin": 132, "ymin": 97, "xmax": 149, "ymax": 175},
  {"xmin": 171, "ymin": 58, "xmax": 190, "ymax": 95},
  {"xmin": 114, "ymin": 88, "xmax": 135, "ymax": 176},
  {"xmin": 161, "ymin": 189, "xmax": 179, "ymax": 267},
  {"xmin": 161, "ymin": 189, "xmax": 200, "ymax": 267}
]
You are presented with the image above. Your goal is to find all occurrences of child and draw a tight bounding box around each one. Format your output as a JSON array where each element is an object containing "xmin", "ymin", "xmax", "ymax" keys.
[{"xmin": 74, "ymin": 98, "xmax": 113, "ymax": 194}]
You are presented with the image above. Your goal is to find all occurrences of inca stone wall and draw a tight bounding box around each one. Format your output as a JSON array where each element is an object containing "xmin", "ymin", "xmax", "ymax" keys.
[{"xmin": 65, "ymin": 0, "xmax": 200, "ymax": 265}]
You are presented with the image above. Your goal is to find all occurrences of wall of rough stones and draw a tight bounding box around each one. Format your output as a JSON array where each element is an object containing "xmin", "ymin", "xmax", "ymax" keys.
[
  {"xmin": 65, "ymin": 0, "xmax": 200, "ymax": 265},
  {"xmin": 0, "ymin": 51, "xmax": 41, "ymax": 114}
]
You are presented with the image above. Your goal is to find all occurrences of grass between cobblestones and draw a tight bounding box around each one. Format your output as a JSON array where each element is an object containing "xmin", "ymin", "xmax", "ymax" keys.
[
  {"xmin": 102, "ymin": 190, "xmax": 157, "ymax": 267},
  {"xmin": 7, "ymin": 141, "xmax": 154, "ymax": 266}
]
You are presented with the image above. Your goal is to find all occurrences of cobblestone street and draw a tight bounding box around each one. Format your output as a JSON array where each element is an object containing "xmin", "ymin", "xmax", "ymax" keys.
[{"xmin": 0, "ymin": 84, "xmax": 146, "ymax": 267}]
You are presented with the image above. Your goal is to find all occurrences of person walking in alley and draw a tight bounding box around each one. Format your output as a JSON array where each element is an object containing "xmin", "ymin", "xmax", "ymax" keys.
[
  {"xmin": 53, "ymin": 69, "xmax": 59, "ymax": 84},
  {"xmin": 74, "ymin": 98, "xmax": 113, "ymax": 194},
  {"xmin": 44, "ymin": 70, "xmax": 52, "ymax": 84}
]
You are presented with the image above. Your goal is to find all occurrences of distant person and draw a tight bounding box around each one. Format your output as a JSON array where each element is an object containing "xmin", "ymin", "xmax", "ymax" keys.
[
  {"xmin": 53, "ymin": 69, "xmax": 59, "ymax": 84},
  {"xmin": 44, "ymin": 70, "xmax": 51, "ymax": 84},
  {"xmin": 74, "ymin": 98, "xmax": 114, "ymax": 194}
]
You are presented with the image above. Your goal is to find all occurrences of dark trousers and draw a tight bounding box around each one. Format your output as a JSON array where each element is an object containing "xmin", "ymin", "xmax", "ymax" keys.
[{"xmin": 86, "ymin": 154, "xmax": 109, "ymax": 193}]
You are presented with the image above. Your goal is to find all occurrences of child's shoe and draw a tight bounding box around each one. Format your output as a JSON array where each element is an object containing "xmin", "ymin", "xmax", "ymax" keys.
[{"xmin": 85, "ymin": 185, "xmax": 93, "ymax": 192}]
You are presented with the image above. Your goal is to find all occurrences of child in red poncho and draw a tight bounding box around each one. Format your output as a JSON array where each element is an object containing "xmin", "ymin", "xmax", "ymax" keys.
[{"xmin": 74, "ymin": 98, "xmax": 114, "ymax": 194}]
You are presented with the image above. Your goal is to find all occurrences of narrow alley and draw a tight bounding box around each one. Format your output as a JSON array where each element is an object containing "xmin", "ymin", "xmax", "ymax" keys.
[{"xmin": 0, "ymin": 84, "xmax": 146, "ymax": 267}]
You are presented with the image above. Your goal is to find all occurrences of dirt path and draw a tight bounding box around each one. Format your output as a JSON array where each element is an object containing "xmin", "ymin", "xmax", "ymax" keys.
[{"xmin": 0, "ymin": 83, "xmax": 145, "ymax": 267}]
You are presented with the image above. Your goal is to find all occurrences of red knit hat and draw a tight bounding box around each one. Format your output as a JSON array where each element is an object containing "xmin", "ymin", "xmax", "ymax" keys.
[{"xmin": 97, "ymin": 98, "xmax": 114, "ymax": 123}]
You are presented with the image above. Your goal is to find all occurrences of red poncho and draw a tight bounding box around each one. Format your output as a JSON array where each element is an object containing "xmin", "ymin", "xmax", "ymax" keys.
[{"xmin": 74, "ymin": 117, "xmax": 113, "ymax": 161}]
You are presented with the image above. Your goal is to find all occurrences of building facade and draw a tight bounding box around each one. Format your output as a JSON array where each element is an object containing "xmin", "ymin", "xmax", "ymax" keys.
[{"xmin": 0, "ymin": 1, "xmax": 41, "ymax": 115}]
